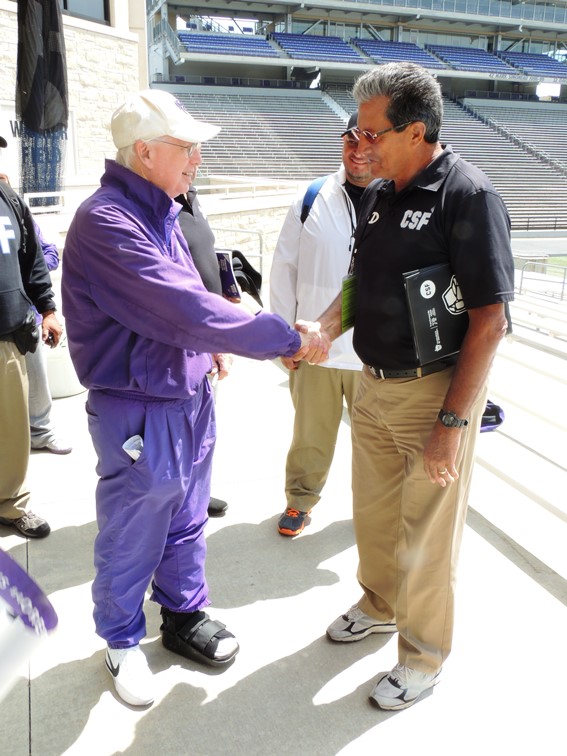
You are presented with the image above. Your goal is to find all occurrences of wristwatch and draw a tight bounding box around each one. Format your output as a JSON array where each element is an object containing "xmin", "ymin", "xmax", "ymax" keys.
[{"xmin": 438, "ymin": 409, "xmax": 469, "ymax": 428}]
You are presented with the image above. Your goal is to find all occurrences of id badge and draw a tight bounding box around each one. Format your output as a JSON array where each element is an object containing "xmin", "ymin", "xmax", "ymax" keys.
[{"xmin": 341, "ymin": 274, "xmax": 357, "ymax": 333}]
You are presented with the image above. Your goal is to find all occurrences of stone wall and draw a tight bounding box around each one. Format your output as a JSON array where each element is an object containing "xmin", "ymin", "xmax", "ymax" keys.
[
  {"xmin": 0, "ymin": 5, "xmax": 21, "ymax": 182},
  {"xmin": 0, "ymin": 7, "xmax": 16, "ymax": 104},
  {"xmin": 63, "ymin": 22, "xmax": 141, "ymax": 182},
  {"xmin": 0, "ymin": 1, "xmax": 142, "ymax": 188}
]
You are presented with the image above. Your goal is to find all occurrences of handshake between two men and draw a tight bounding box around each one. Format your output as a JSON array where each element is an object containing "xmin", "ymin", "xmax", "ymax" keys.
[{"xmin": 281, "ymin": 319, "xmax": 333, "ymax": 371}]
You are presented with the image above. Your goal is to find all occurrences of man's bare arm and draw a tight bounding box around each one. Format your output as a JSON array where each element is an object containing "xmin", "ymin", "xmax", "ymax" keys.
[
  {"xmin": 294, "ymin": 292, "xmax": 343, "ymax": 364},
  {"xmin": 424, "ymin": 302, "xmax": 509, "ymax": 487}
]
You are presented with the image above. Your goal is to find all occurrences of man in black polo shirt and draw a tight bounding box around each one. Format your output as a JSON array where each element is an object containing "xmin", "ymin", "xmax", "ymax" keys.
[{"xmin": 304, "ymin": 62, "xmax": 514, "ymax": 710}]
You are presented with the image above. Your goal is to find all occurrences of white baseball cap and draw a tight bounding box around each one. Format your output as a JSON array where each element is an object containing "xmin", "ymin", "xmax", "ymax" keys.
[{"xmin": 111, "ymin": 89, "xmax": 220, "ymax": 149}]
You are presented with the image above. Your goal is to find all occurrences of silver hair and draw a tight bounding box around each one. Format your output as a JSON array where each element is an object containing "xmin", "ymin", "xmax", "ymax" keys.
[
  {"xmin": 353, "ymin": 62, "xmax": 443, "ymax": 144},
  {"xmin": 115, "ymin": 144, "xmax": 138, "ymax": 169}
]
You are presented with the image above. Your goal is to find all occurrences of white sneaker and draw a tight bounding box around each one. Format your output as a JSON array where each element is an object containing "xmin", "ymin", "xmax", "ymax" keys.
[
  {"xmin": 105, "ymin": 645, "xmax": 154, "ymax": 706},
  {"xmin": 327, "ymin": 604, "xmax": 396, "ymax": 642},
  {"xmin": 32, "ymin": 437, "xmax": 73, "ymax": 454},
  {"xmin": 370, "ymin": 663, "xmax": 441, "ymax": 710}
]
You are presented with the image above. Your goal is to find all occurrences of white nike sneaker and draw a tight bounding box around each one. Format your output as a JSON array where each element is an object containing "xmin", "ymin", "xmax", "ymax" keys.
[
  {"xmin": 105, "ymin": 645, "xmax": 154, "ymax": 706},
  {"xmin": 370, "ymin": 663, "xmax": 441, "ymax": 710}
]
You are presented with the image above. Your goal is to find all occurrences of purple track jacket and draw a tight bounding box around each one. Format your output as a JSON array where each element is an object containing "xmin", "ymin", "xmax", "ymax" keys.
[{"xmin": 62, "ymin": 160, "xmax": 301, "ymax": 399}]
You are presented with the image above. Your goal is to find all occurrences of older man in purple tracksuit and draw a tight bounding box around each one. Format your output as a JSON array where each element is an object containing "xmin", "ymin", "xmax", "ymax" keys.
[{"xmin": 61, "ymin": 89, "xmax": 328, "ymax": 707}]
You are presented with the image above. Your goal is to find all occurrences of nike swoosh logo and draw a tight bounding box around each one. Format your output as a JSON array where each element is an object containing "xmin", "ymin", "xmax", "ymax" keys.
[{"xmin": 106, "ymin": 656, "xmax": 120, "ymax": 677}]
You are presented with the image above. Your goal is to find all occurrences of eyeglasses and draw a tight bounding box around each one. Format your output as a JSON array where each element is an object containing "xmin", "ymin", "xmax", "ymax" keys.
[
  {"xmin": 352, "ymin": 121, "xmax": 413, "ymax": 144},
  {"xmin": 150, "ymin": 138, "xmax": 200, "ymax": 157}
]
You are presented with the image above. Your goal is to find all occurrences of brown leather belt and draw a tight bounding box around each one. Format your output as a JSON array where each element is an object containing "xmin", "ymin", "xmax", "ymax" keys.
[{"xmin": 367, "ymin": 359, "xmax": 455, "ymax": 379}]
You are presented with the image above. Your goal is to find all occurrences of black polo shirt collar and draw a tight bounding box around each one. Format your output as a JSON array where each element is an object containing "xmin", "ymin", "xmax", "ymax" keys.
[{"xmin": 389, "ymin": 144, "xmax": 459, "ymax": 197}]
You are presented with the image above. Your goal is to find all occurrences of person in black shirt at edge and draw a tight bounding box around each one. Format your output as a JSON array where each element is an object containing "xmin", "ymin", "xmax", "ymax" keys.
[
  {"xmin": 300, "ymin": 62, "xmax": 515, "ymax": 711},
  {"xmin": 0, "ymin": 140, "xmax": 63, "ymax": 538},
  {"xmin": 175, "ymin": 143, "xmax": 232, "ymax": 517}
]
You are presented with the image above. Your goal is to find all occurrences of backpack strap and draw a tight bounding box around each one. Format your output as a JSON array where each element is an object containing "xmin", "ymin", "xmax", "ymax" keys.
[{"xmin": 300, "ymin": 175, "xmax": 330, "ymax": 224}]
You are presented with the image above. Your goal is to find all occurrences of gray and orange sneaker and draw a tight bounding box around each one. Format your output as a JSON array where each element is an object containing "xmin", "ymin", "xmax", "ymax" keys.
[{"xmin": 277, "ymin": 508, "xmax": 311, "ymax": 536}]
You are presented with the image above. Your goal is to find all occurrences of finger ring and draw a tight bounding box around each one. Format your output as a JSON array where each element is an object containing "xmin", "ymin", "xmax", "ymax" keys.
[{"xmin": 438, "ymin": 468, "xmax": 448, "ymax": 475}]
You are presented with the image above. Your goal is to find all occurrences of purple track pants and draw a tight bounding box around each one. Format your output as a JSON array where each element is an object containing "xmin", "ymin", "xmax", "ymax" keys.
[{"xmin": 86, "ymin": 380, "xmax": 214, "ymax": 648}]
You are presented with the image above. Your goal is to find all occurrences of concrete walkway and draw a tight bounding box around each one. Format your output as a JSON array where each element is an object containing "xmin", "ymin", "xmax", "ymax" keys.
[{"xmin": 1, "ymin": 319, "xmax": 566, "ymax": 755}]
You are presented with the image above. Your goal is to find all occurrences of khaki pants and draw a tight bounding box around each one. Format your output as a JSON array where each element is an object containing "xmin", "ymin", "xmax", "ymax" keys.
[
  {"xmin": 286, "ymin": 362, "xmax": 361, "ymax": 511},
  {"xmin": 0, "ymin": 342, "xmax": 31, "ymax": 518},
  {"xmin": 352, "ymin": 365, "xmax": 487, "ymax": 672}
]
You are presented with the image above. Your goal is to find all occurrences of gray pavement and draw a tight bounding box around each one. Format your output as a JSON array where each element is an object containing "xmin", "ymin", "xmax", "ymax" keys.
[{"xmin": 1, "ymin": 319, "xmax": 566, "ymax": 755}]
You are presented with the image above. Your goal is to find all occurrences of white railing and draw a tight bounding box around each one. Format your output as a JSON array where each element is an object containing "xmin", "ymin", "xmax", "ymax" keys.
[{"xmin": 517, "ymin": 259, "xmax": 567, "ymax": 301}]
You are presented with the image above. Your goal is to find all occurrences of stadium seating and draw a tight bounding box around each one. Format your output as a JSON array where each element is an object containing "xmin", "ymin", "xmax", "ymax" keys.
[
  {"xmin": 269, "ymin": 33, "xmax": 365, "ymax": 64},
  {"xmin": 425, "ymin": 44, "xmax": 516, "ymax": 74},
  {"xmin": 170, "ymin": 84, "xmax": 567, "ymax": 229},
  {"xmin": 464, "ymin": 100, "xmax": 567, "ymax": 170},
  {"xmin": 323, "ymin": 85, "xmax": 357, "ymax": 115},
  {"xmin": 178, "ymin": 31, "xmax": 279, "ymax": 58},
  {"xmin": 352, "ymin": 39, "xmax": 446, "ymax": 69},
  {"xmin": 175, "ymin": 89, "xmax": 348, "ymax": 179},
  {"xmin": 440, "ymin": 98, "xmax": 567, "ymax": 229},
  {"xmin": 496, "ymin": 50, "xmax": 567, "ymax": 79}
]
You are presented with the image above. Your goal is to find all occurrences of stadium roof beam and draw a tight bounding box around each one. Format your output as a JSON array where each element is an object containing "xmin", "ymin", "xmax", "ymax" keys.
[
  {"xmin": 300, "ymin": 18, "xmax": 324, "ymax": 34},
  {"xmin": 167, "ymin": 0, "xmax": 567, "ymax": 43},
  {"xmin": 364, "ymin": 24, "xmax": 386, "ymax": 41}
]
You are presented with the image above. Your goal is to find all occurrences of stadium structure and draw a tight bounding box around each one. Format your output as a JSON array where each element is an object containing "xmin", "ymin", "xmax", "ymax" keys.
[
  {"xmin": 1, "ymin": 7, "xmax": 566, "ymax": 753},
  {"xmin": 146, "ymin": 0, "xmax": 567, "ymax": 231}
]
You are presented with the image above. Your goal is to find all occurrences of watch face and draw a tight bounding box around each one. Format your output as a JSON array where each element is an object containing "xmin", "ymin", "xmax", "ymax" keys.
[
  {"xmin": 440, "ymin": 411, "xmax": 458, "ymax": 427},
  {"xmin": 439, "ymin": 410, "xmax": 468, "ymax": 428}
]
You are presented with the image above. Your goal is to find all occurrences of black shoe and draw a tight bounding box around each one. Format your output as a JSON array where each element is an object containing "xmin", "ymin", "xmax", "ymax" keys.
[
  {"xmin": 0, "ymin": 512, "xmax": 51, "ymax": 538},
  {"xmin": 208, "ymin": 497, "xmax": 228, "ymax": 517},
  {"xmin": 160, "ymin": 607, "xmax": 239, "ymax": 666}
]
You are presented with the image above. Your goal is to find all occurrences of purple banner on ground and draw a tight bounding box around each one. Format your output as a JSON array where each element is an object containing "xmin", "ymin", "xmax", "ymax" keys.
[{"xmin": 0, "ymin": 549, "xmax": 58, "ymax": 634}]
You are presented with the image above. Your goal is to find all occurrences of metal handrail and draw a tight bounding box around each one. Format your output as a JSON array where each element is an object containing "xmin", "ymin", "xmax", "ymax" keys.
[
  {"xmin": 210, "ymin": 227, "xmax": 264, "ymax": 276},
  {"xmin": 517, "ymin": 259, "xmax": 567, "ymax": 301}
]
